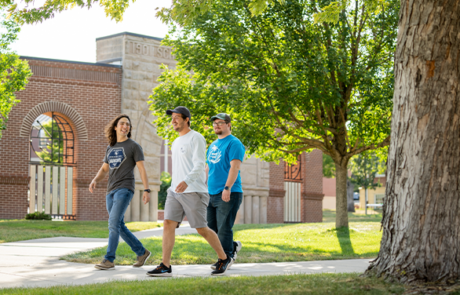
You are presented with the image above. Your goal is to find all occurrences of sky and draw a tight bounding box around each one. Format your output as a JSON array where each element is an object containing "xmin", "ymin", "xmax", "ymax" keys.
[{"xmin": 10, "ymin": 0, "xmax": 172, "ymax": 63}]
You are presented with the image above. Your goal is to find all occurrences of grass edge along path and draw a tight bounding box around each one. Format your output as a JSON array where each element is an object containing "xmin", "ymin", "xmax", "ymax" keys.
[
  {"xmin": 63, "ymin": 211, "xmax": 383, "ymax": 265},
  {"xmin": 0, "ymin": 273, "xmax": 408, "ymax": 295},
  {"xmin": 0, "ymin": 220, "xmax": 162, "ymax": 243}
]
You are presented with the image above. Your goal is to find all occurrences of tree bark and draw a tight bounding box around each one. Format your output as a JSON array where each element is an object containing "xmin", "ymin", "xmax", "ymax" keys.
[
  {"xmin": 347, "ymin": 179, "xmax": 355, "ymax": 212},
  {"xmin": 335, "ymin": 162, "xmax": 349, "ymax": 227},
  {"xmin": 366, "ymin": 0, "xmax": 460, "ymax": 283}
]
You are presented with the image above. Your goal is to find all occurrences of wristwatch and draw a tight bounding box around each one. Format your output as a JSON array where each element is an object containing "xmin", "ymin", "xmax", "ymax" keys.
[
  {"xmin": 224, "ymin": 186, "xmax": 230, "ymax": 191},
  {"xmin": 144, "ymin": 189, "xmax": 151, "ymax": 193}
]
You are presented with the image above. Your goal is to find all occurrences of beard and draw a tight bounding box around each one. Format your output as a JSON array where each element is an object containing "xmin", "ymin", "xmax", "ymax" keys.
[
  {"xmin": 174, "ymin": 123, "xmax": 184, "ymax": 132},
  {"xmin": 214, "ymin": 129, "xmax": 223, "ymax": 135}
]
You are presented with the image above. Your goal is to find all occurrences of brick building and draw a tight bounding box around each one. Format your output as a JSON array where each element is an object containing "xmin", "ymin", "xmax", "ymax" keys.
[
  {"xmin": 0, "ymin": 32, "xmax": 323, "ymax": 223},
  {"xmin": 0, "ymin": 58, "xmax": 122, "ymax": 220}
]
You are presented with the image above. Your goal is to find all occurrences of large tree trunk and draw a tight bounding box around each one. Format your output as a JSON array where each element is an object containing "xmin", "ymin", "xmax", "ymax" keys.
[
  {"xmin": 366, "ymin": 0, "xmax": 460, "ymax": 283},
  {"xmin": 335, "ymin": 162, "xmax": 349, "ymax": 227},
  {"xmin": 347, "ymin": 179, "xmax": 355, "ymax": 212}
]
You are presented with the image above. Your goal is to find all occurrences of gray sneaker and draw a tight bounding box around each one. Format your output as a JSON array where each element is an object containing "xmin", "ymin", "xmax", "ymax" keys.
[
  {"xmin": 95, "ymin": 259, "xmax": 114, "ymax": 270},
  {"xmin": 133, "ymin": 249, "xmax": 151, "ymax": 267}
]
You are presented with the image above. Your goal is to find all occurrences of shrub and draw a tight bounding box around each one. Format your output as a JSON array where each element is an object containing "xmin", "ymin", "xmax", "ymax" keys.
[
  {"xmin": 158, "ymin": 171, "xmax": 171, "ymax": 210},
  {"xmin": 25, "ymin": 211, "xmax": 52, "ymax": 220}
]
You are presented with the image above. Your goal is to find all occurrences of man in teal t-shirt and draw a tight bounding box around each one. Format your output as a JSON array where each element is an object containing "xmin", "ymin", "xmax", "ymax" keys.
[{"xmin": 206, "ymin": 113, "xmax": 245, "ymax": 270}]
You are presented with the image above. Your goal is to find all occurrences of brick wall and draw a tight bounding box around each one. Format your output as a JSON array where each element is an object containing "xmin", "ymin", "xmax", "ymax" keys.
[
  {"xmin": 268, "ymin": 160, "xmax": 285, "ymax": 223},
  {"xmin": 268, "ymin": 151, "xmax": 324, "ymax": 224},
  {"xmin": 301, "ymin": 150, "xmax": 324, "ymax": 222},
  {"xmin": 0, "ymin": 57, "xmax": 122, "ymax": 220}
]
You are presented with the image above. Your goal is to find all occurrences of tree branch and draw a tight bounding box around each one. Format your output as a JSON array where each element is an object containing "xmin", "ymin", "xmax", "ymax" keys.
[{"xmin": 346, "ymin": 135, "xmax": 391, "ymax": 159}]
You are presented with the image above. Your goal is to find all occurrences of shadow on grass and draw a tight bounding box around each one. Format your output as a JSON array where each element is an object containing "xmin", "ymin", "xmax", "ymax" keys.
[{"xmin": 336, "ymin": 227, "xmax": 355, "ymax": 255}]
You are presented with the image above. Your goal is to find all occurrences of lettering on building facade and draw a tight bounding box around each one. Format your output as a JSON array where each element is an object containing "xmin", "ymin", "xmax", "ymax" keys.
[{"xmin": 126, "ymin": 41, "xmax": 173, "ymax": 60}]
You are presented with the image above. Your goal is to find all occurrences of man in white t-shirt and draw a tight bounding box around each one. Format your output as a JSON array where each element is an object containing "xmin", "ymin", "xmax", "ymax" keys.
[{"xmin": 147, "ymin": 106, "xmax": 232, "ymax": 277}]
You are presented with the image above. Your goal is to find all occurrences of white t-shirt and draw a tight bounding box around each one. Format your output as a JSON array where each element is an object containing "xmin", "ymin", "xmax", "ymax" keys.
[{"xmin": 170, "ymin": 130, "xmax": 208, "ymax": 193}]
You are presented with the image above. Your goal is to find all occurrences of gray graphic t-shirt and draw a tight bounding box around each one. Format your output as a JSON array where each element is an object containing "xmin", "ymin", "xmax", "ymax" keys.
[{"xmin": 103, "ymin": 139, "xmax": 145, "ymax": 193}]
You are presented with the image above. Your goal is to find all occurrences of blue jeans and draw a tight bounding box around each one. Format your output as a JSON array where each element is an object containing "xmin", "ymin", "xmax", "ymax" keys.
[
  {"xmin": 105, "ymin": 188, "xmax": 145, "ymax": 262},
  {"xmin": 207, "ymin": 192, "xmax": 243, "ymax": 258}
]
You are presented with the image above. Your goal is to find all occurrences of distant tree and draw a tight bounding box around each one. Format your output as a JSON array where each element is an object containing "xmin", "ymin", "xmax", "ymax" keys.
[
  {"xmin": 348, "ymin": 153, "xmax": 385, "ymax": 192},
  {"xmin": 0, "ymin": 12, "xmax": 31, "ymax": 139},
  {"xmin": 323, "ymin": 154, "xmax": 335, "ymax": 178},
  {"xmin": 35, "ymin": 119, "xmax": 64, "ymax": 165}
]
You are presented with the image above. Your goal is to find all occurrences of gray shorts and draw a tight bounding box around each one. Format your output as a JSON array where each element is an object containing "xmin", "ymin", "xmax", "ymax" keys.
[{"xmin": 164, "ymin": 189, "xmax": 210, "ymax": 229}]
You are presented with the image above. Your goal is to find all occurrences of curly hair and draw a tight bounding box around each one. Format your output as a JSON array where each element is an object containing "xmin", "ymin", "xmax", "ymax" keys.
[{"xmin": 105, "ymin": 114, "xmax": 132, "ymax": 146}]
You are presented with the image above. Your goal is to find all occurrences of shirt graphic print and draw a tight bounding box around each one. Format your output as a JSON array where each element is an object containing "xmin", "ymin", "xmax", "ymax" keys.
[
  {"xmin": 208, "ymin": 145, "xmax": 222, "ymax": 164},
  {"xmin": 107, "ymin": 147, "xmax": 126, "ymax": 169}
]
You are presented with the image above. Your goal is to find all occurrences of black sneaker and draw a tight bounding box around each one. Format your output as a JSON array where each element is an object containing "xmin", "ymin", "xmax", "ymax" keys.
[
  {"xmin": 146, "ymin": 263, "xmax": 172, "ymax": 277},
  {"xmin": 211, "ymin": 256, "xmax": 232, "ymax": 276},
  {"xmin": 211, "ymin": 257, "xmax": 234, "ymax": 270},
  {"xmin": 233, "ymin": 241, "xmax": 242, "ymax": 260}
]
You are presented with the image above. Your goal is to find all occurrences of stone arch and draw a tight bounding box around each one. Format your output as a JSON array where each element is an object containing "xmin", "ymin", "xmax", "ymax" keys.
[{"xmin": 20, "ymin": 101, "xmax": 88, "ymax": 141}]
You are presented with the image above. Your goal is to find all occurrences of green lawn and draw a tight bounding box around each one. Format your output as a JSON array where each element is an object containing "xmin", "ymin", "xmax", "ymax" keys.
[
  {"xmin": 0, "ymin": 273, "xmax": 407, "ymax": 295},
  {"xmin": 0, "ymin": 220, "xmax": 161, "ymax": 243},
  {"xmin": 63, "ymin": 210, "xmax": 383, "ymax": 265}
]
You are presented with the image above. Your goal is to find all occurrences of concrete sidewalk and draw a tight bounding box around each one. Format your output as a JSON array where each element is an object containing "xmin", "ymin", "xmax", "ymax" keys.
[{"xmin": 0, "ymin": 224, "xmax": 372, "ymax": 289}]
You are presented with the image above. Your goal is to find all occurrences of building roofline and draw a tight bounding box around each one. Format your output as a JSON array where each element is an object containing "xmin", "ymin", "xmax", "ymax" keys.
[
  {"xmin": 96, "ymin": 32, "xmax": 164, "ymax": 42},
  {"xmin": 19, "ymin": 56, "xmax": 122, "ymax": 68}
]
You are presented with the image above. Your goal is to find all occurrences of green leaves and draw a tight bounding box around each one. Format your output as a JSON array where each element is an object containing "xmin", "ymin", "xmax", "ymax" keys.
[
  {"xmin": 3, "ymin": 0, "xmax": 134, "ymax": 24},
  {"xmin": 323, "ymin": 154, "xmax": 336, "ymax": 178},
  {"xmin": 313, "ymin": 1, "xmax": 346, "ymax": 24},
  {"xmin": 151, "ymin": 0, "xmax": 397, "ymax": 166},
  {"xmin": 313, "ymin": 0, "xmax": 390, "ymax": 24},
  {"xmin": 0, "ymin": 13, "xmax": 31, "ymax": 139}
]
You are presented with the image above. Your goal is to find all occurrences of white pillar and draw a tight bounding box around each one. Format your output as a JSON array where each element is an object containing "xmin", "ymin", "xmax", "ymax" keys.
[
  {"xmin": 260, "ymin": 196, "xmax": 267, "ymax": 224},
  {"xmin": 52, "ymin": 166, "xmax": 58, "ymax": 214},
  {"xmin": 252, "ymin": 196, "xmax": 260, "ymax": 224},
  {"xmin": 29, "ymin": 165, "xmax": 36, "ymax": 214},
  {"xmin": 131, "ymin": 189, "xmax": 140, "ymax": 221},
  {"xmin": 244, "ymin": 195, "xmax": 252, "ymax": 224},
  {"xmin": 164, "ymin": 139, "xmax": 169, "ymax": 174},
  {"xmin": 45, "ymin": 166, "xmax": 51, "ymax": 214},
  {"xmin": 149, "ymin": 189, "xmax": 158, "ymax": 221},
  {"xmin": 125, "ymin": 203, "xmax": 131, "ymax": 222},
  {"xmin": 236, "ymin": 195, "xmax": 245, "ymax": 224}
]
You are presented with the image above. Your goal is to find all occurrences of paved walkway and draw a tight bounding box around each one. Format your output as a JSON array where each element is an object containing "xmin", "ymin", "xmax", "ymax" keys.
[{"xmin": 0, "ymin": 224, "xmax": 372, "ymax": 289}]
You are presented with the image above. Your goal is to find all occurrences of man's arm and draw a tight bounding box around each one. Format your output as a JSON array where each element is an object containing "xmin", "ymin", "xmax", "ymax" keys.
[
  {"xmin": 89, "ymin": 163, "xmax": 110, "ymax": 193},
  {"xmin": 176, "ymin": 136, "xmax": 206, "ymax": 193},
  {"xmin": 137, "ymin": 161, "xmax": 150, "ymax": 205},
  {"xmin": 221, "ymin": 159, "xmax": 242, "ymax": 202}
]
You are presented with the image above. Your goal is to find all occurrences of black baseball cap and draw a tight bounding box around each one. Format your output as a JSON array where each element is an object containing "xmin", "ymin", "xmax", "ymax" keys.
[
  {"xmin": 166, "ymin": 106, "xmax": 191, "ymax": 119},
  {"xmin": 211, "ymin": 113, "xmax": 231, "ymax": 123}
]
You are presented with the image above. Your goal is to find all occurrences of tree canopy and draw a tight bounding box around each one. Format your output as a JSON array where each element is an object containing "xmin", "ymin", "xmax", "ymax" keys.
[
  {"xmin": 0, "ymin": 12, "xmax": 31, "ymax": 140},
  {"xmin": 149, "ymin": 0, "xmax": 398, "ymax": 227}
]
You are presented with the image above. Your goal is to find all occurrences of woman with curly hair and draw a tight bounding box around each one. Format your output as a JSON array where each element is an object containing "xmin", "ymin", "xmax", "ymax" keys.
[{"xmin": 89, "ymin": 114, "xmax": 151, "ymax": 270}]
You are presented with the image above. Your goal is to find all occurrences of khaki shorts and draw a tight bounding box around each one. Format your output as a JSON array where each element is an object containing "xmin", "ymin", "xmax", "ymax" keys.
[{"xmin": 164, "ymin": 189, "xmax": 210, "ymax": 229}]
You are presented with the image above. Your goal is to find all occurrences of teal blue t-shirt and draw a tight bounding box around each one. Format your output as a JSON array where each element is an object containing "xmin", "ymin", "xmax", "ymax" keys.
[{"xmin": 206, "ymin": 135, "xmax": 246, "ymax": 195}]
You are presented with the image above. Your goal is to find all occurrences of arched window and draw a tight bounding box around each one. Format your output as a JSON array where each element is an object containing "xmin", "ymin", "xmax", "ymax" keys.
[{"xmin": 30, "ymin": 112, "xmax": 75, "ymax": 165}]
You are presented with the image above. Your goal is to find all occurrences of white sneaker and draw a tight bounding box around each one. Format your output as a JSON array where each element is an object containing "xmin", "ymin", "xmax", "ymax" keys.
[{"xmin": 233, "ymin": 241, "xmax": 242, "ymax": 260}]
